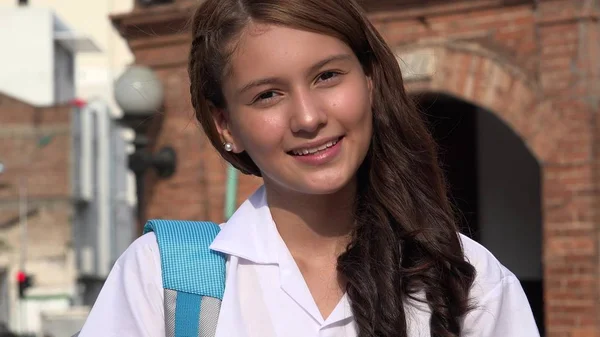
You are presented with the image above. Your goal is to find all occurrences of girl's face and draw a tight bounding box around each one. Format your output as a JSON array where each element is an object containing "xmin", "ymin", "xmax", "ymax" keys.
[{"xmin": 216, "ymin": 23, "xmax": 373, "ymax": 195}]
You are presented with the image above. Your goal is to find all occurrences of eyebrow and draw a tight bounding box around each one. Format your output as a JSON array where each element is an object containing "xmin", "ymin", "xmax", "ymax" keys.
[{"xmin": 236, "ymin": 53, "xmax": 354, "ymax": 95}]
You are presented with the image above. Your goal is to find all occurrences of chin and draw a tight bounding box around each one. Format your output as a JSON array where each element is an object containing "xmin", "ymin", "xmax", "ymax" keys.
[
  {"xmin": 297, "ymin": 175, "xmax": 354, "ymax": 195},
  {"xmin": 263, "ymin": 163, "xmax": 360, "ymax": 197}
]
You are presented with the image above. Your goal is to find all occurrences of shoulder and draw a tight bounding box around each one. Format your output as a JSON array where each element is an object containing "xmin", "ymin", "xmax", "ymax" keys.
[
  {"xmin": 122, "ymin": 232, "xmax": 160, "ymax": 257},
  {"xmin": 459, "ymin": 234, "xmax": 512, "ymax": 282},
  {"xmin": 459, "ymin": 234, "xmax": 540, "ymax": 335},
  {"xmin": 120, "ymin": 223, "xmax": 228, "ymax": 272},
  {"xmin": 115, "ymin": 232, "xmax": 162, "ymax": 276},
  {"xmin": 459, "ymin": 234, "xmax": 518, "ymax": 299},
  {"xmin": 130, "ymin": 231, "xmax": 160, "ymax": 250},
  {"xmin": 78, "ymin": 233, "xmax": 166, "ymax": 336}
]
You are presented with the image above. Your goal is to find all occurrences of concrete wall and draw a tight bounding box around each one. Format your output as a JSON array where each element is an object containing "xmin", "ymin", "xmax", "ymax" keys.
[
  {"xmin": 0, "ymin": 0, "xmax": 134, "ymax": 114},
  {"xmin": 0, "ymin": 8, "xmax": 54, "ymax": 106}
]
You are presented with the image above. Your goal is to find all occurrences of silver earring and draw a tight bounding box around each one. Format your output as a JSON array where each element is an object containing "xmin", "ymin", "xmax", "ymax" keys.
[{"xmin": 223, "ymin": 142, "xmax": 233, "ymax": 152}]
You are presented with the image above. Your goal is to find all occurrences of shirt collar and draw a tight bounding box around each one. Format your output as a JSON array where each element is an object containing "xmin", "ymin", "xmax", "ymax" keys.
[
  {"xmin": 210, "ymin": 185, "xmax": 354, "ymax": 324},
  {"xmin": 209, "ymin": 185, "xmax": 279, "ymax": 264}
]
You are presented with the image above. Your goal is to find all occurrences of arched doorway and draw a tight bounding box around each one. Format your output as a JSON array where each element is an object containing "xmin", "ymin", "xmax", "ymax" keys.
[{"xmin": 415, "ymin": 92, "xmax": 545, "ymax": 335}]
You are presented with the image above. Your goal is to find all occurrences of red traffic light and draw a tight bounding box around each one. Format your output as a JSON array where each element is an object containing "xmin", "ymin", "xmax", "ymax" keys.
[
  {"xmin": 16, "ymin": 271, "xmax": 26, "ymax": 283},
  {"xmin": 16, "ymin": 271, "xmax": 33, "ymax": 299}
]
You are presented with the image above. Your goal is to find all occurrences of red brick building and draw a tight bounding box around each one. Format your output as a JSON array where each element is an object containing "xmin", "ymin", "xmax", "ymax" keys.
[
  {"xmin": 0, "ymin": 93, "xmax": 76, "ymax": 331},
  {"xmin": 112, "ymin": 1, "xmax": 600, "ymax": 336}
]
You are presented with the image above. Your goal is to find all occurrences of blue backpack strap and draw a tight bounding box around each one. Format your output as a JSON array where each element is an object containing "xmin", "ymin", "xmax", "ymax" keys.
[{"xmin": 144, "ymin": 219, "xmax": 226, "ymax": 337}]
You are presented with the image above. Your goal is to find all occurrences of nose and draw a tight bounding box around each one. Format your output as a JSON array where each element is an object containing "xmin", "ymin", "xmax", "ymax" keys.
[{"xmin": 289, "ymin": 89, "xmax": 327, "ymax": 134}]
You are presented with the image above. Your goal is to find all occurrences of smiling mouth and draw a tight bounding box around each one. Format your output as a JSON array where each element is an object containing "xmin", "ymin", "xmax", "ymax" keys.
[{"xmin": 289, "ymin": 137, "xmax": 342, "ymax": 156}]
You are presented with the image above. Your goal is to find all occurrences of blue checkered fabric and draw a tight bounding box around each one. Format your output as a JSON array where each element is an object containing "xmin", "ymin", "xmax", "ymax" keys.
[
  {"xmin": 70, "ymin": 220, "xmax": 226, "ymax": 337},
  {"xmin": 144, "ymin": 220, "xmax": 226, "ymax": 300}
]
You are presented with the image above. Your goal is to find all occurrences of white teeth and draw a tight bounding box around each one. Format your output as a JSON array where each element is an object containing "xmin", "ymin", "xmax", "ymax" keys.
[{"xmin": 292, "ymin": 139, "xmax": 339, "ymax": 156}]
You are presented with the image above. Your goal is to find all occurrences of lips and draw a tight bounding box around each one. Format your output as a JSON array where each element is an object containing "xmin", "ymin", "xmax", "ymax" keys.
[{"xmin": 288, "ymin": 137, "xmax": 342, "ymax": 156}]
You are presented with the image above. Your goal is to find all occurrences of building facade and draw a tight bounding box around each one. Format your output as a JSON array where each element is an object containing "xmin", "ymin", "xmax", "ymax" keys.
[
  {"xmin": 0, "ymin": 0, "xmax": 134, "ymax": 116},
  {"xmin": 0, "ymin": 95, "xmax": 135, "ymax": 336},
  {"xmin": 112, "ymin": 0, "xmax": 600, "ymax": 336},
  {"xmin": 0, "ymin": 93, "xmax": 77, "ymax": 334},
  {"xmin": 0, "ymin": 4, "xmax": 138, "ymax": 334}
]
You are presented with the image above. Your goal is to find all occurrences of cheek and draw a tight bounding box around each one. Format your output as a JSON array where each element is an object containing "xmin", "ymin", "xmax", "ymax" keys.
[
  {"xmin": 232, "ymin": 111, "xmax": 288, "ymax": 154},
  {"xmin": 327, "ymin": 82, "xmax": 372, "ymax": 126}
]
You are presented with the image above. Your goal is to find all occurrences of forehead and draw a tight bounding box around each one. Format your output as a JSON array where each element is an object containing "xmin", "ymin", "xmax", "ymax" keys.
[{"xmin": 226, "ymin": 23, "xmax": 354, "ymax": 82}]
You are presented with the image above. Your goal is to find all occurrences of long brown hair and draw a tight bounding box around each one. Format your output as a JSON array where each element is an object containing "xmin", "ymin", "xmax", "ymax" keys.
[{"xmin": 188, "ymin": 1, "xmax": 476, "ymax": 336}]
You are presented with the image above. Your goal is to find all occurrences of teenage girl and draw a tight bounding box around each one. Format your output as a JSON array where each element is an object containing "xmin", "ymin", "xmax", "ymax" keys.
[{"xmin": 79, "ymin": 0, "xmax": 540, "ymax": 336}]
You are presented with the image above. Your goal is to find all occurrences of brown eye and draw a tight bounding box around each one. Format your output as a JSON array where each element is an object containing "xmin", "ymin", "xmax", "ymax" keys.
[
  {"xmin": 251, "ymin": 90, "xmax": 282, "ymax": 106},
  {"xmin": 258, "ymin": 91, "xmax": 276, "ymax": 100},
  {"xmin": 253, "ymin": 91, "xmax": 279, "ymax": 104},
  {"xmin": 318, "ymin": 71, "xmax": 339, "ymax": 82}
]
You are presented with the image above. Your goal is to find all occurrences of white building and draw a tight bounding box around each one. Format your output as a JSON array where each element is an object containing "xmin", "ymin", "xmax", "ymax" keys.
[{"xmin": 0, "ymin": 0, "xmax": 134, "ymax": 113}]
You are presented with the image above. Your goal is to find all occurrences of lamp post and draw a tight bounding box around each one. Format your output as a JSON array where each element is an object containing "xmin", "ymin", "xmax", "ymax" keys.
[{"xmin": 114, "ymin": 66, "xmax": 176, "ymax": 226}]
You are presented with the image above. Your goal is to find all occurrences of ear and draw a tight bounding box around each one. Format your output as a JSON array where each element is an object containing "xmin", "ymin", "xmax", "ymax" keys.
[{"xmin": 209, "ymin": 103, "xmax": 244, "ymax": 153}]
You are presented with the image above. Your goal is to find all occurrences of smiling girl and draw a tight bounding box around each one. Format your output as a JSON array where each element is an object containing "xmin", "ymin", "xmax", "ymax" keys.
[{"xmin": 79, "ymin": 0, "xmax": 539, "ymax": 336}]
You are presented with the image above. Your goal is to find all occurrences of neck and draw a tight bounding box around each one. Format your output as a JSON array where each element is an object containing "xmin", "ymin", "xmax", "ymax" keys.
[{"xmin": 264, "ymin": 180, "xmax": 356, "ymax": 260}]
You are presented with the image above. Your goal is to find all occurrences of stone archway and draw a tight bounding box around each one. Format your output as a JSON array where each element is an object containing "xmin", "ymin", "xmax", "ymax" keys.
[
  {"xmin": 416, "ymin": 91, "xmax": 545, "ymax": 333},
  {"xmin": 397, "ymin": 42, "xmax": 544, "ymax": 154},
  {"xmin": 397, "ymin": 43, "xmax": 599, "ymax": 336}
]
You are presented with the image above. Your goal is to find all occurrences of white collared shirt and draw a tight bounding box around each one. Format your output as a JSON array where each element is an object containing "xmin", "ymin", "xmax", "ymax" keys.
[{"xmin": 79, "ymin": 186, "xmax": 539, "ymax": 337}]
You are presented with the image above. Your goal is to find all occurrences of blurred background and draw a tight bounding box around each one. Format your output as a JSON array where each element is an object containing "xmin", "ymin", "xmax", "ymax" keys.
[{"xmin": 0, "ymin": 0, "xmax": 598, "ymax": 336}]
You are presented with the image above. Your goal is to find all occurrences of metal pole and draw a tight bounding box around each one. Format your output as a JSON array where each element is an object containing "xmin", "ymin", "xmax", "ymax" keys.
[
  {"xmin": 18, "ymin": 176, "xmax": 27, "ymax": 333},
  {"xmin": 129, "ymin": 134, "xmax": 149, "ymax": 229},
  {"xmin": 135, "ymin": 169, "xmax": 145, "ymax": 226},
  {"xmin": 19, "ymin": 177, "xmax": 27, "ymax": 272},
  {"xmin": 224, "ymin": 165, "xmax": 238, "ymax": 220}
]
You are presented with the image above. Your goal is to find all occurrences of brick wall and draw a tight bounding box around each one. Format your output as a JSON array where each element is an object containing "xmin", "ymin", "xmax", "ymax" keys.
[
  {"xmin": 136, "ymin": 67, "xmax": 263, "ymax": 224},
  {"xmin": 113, "ymin": 1, "xmax": 600, "ymax": 335},
  {"xmin": 535, "ymin": 2, "xmax": 600, "ymax": 336},
  {"xmin": 0, "ymin": 93, "xmax": 75, "ymax": 292},
  {"xmin": 371, "ymin": 2, "xmax": 600, "ymax": 335}
]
